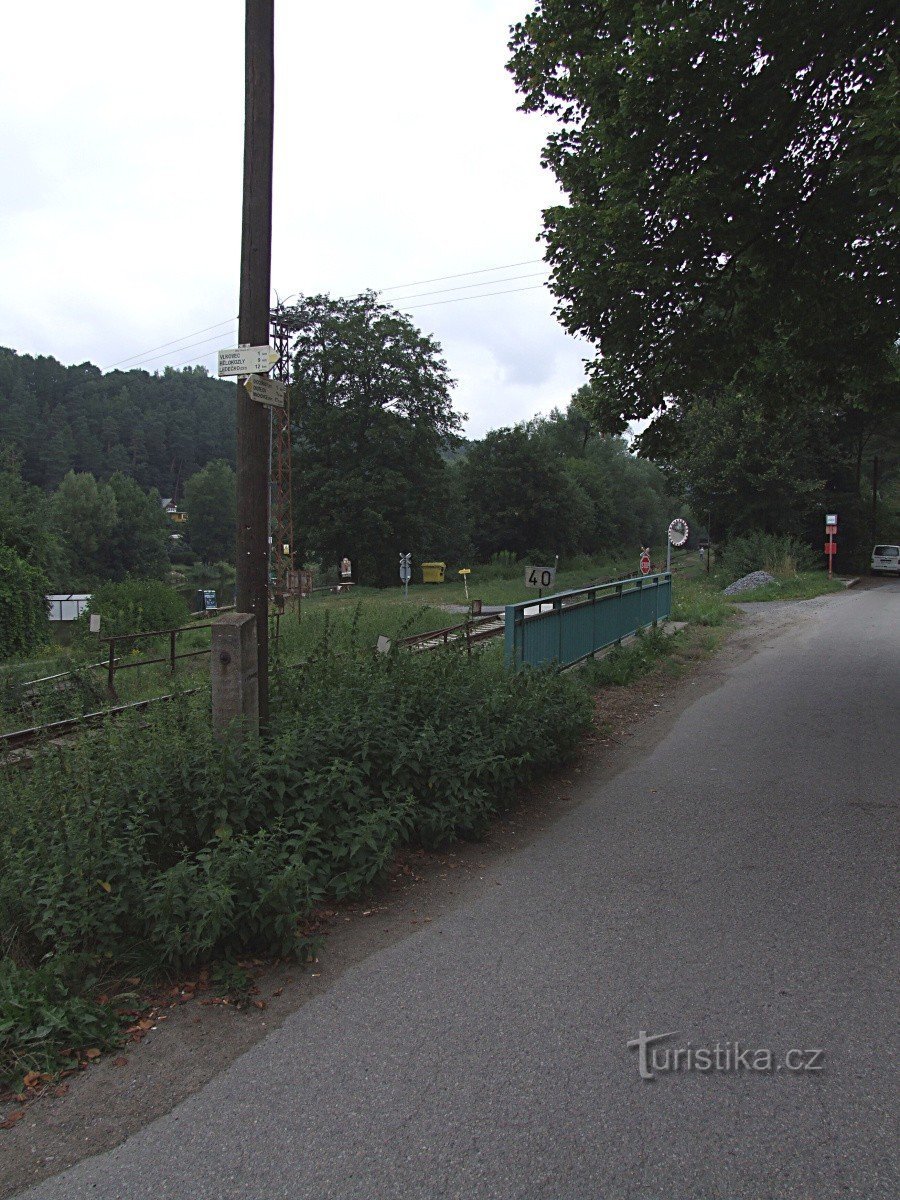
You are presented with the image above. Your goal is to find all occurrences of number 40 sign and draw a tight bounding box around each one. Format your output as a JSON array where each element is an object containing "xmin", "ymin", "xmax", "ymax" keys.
[{"xmin": 525, "ymin": 564, "xmax": 556, "ymax": 589}]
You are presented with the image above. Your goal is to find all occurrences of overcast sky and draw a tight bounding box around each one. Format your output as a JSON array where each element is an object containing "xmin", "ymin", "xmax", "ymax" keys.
[{"xmin": 0, "ymin": 0, "xmax": 593, "ymax": 438}]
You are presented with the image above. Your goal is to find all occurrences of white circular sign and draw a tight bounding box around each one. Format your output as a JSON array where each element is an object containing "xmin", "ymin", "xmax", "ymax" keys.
[{"xmin": 667, "ymin": 518, "xmax": 689, "ymax": 547}]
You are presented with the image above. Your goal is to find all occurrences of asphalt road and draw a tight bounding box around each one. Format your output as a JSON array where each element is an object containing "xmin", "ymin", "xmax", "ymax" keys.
[{"xmin": 17, "ymin": 582, "xmax": 899, "ymax": 1199}]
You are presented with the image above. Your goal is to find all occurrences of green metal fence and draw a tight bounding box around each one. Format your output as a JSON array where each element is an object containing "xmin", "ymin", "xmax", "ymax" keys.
[{"xmin": 504, "ymin": 572, "xmax": 672, "ymax": 670}]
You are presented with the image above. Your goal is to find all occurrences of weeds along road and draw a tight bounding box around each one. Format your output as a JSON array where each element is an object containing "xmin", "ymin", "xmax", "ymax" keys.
[{"xmin": 15, "ymin": 580, "xmax": 899, "ymax": 1200}]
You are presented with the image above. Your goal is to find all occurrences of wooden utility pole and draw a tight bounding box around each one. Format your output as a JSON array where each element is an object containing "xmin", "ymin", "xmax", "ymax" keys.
[{"xmin": 235, "ymin": 0, "xmax": 274, "ymax": 724}]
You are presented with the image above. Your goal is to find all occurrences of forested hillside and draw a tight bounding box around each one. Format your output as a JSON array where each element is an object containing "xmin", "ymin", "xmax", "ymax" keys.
[{"xmin": 0, "ymin": 348, "xmax": 235, "ymax": 496}]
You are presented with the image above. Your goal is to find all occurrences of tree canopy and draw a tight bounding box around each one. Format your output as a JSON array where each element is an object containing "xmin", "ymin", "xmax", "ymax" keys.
[
  {"xmin": 184, "ymin": 459, "xmax": 237, "ymax": 566},
  {"xmin": 508, "ymin": 1, "xmax": 897, "ymax": 426},
  {"xmin": 0, "ymin": 348, "xmax": 235, "ymax": 496},
  {"xmin": 279, "ymin": 293, "xmax": 463, "ymax": 584}
]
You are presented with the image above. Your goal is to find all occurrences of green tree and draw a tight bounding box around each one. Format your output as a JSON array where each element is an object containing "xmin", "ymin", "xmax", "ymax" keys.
[
  {"xmin": 278, "ymin": 293, "xmax": 462, "ymax": 584},
  {"xmin": 50, "ymin": 471, "xmax": 118, "ymax": 588},
  {"xmin": 184, "ymin": 460, "xmax": 236, "ymax": 565},
  {"xmin": 104, "ymin": 474, "xmax": 171, "ymax": 581},
  {"xmin": 0, "ymin": 544, "xmax": 49, "ymax": 660},
  {"xmin": 509, "ymin": 1, "xmax": 897, "ymax": 424},
  {"xmin": 461, "ymin": 425, "xmax": 593, "ymax": 560},
  {"xmin": 0, "ymin": 348, "xmax": 236, "ymax": 495},
  {"xmin": 0, "ymin": 458, "xmax": 63, "ymax": 578}
]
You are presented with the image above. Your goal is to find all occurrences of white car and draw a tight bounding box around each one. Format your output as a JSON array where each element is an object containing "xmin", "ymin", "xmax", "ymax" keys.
[{"xmin": 871, "ymin": 544, "xmax": 900, "ymax": 575}]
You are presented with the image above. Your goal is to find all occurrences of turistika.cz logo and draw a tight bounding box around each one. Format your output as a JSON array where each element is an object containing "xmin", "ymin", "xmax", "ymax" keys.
[{"xmin": 627, "ymin": 1030, "xmax": 825, "ymax": 1081}]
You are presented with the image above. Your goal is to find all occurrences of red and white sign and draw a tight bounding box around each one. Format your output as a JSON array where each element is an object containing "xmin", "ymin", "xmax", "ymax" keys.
[
  {"xmin": 824, "ymin": 542, "xmax": 837, "ymax": 556},
  {"xmin": 640, "ymin": 552, "xmax": 651, "ymax": 576}
]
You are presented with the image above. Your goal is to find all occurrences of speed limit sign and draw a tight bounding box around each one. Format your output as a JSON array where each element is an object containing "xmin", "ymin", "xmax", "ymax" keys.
[{"xmin": 525, "ymin": 565, "xmax": 556, "ymax": 589}]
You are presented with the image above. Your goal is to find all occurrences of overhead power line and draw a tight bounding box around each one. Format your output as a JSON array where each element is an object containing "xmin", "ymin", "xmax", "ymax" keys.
[
  {"xmin": 390, "ymin": 270, "xmax": 547, "ymax": 304},
  {"xmin": 118, "ymin": 328, "xmax": 240, "ymax": 370},
  {"xmin": 102, "ymin": 256, "xmax": 548, "ymax": 372},
  {"xmin": 105, "ymin": 316, "xmax": 238, "ymax": 370},
  {"xmin": 400, "ymin": 283, "xmax": 548, "ymax": 311},
  {"xmin": 164, "ymin": 283, "xmax": 551, "ymax": 368},
  {"xmin": 378, "ymin": 258, "xmax": 544, "ymax": 293}
]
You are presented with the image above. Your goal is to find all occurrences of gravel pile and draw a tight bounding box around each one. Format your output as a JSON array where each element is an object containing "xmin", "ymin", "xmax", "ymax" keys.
[{"xmin": 723, "ymin": 570, "xmax": 778, "ymax": 596}]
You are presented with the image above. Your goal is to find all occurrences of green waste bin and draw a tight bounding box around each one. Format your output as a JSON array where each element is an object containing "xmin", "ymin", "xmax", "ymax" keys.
[{"xmin": 421, "ymin": 561, "xmax": 446, "ymax": 583}]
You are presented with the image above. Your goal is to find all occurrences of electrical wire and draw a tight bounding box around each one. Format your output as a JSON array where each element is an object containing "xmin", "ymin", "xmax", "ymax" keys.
[
  {"xmin": 162, "ymin": 283, "xmax": 550, "ymax": 368},
  {"xmin": 103, "ymin": 257, "xmax": 547, "ymax": 372},
  {"xmin": 105, "ymin": 317, "xmax": 238, "ymax": 369},
  {"xmin": 400, "ymin": 283, "xmax": 548, "ymax": 311},
  {"xmin": 389, "ymin": 270, "xmax": 547, "ymax": 304},
  {"xmin": 117, "ymin": 328, "xmax": 240, "ymax": 370},
  {"xmin": 378, "ymin": 258, "xmax": 543, "ymax": 292}
]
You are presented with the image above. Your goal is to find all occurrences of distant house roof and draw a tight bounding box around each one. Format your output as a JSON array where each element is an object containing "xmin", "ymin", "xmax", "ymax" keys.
[{"xmin": 161, "ymin": 497, "xmax": 173, "ymax": 508}]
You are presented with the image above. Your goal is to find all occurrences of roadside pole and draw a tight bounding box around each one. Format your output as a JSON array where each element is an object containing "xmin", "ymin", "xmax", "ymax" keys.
[
  {"xmin": 825, "ymin": 514, "xmax": 838, "ymax": 579},
  {"xmin": 234, "ymin": 0, "xmax": 274, "ymax": 726}
]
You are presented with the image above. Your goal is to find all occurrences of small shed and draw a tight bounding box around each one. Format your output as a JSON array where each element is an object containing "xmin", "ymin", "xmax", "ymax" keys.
[{"xmin": 46, "ymin": 594, "xmax": 91, "ymax": 622}]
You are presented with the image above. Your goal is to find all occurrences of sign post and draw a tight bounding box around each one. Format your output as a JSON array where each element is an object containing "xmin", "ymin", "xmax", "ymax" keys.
[
  {"xmin": 640, "ymin": 549, "xmax": 651, "ymax": 576},
  {"xmin": 218, "ymin": 345, "xmax": 280, "ymax": 376},
  {"xmin": 825, "ymin": 513, "xmax": 838, "ymax": 578},
  {"xmin": 242, "ymin": 373, "xmax": 285, "ymax": 408},
  {"xmin": 399, "ymin": 552, "xmax": 411, "ymax": 600}
]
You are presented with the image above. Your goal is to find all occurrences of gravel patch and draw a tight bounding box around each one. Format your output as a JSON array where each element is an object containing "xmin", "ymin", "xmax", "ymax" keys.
[{"xmin": 723, "ymin": 570, "xmax": 778, "ymax": 595}]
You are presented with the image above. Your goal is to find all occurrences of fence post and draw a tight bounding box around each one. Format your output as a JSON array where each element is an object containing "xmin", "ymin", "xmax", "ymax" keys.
[
  {"xmin": 170, "ymin": 629, "xmax": 177, "ymax": 673},
  {"xmin": 211, "ymin": 613, "xmax": 259, "ymax": 740}
]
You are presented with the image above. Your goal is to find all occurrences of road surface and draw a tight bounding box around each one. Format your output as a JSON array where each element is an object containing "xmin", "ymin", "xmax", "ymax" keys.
[{"xmin": 15, "ymin": 581, "xmax": 899, "ymax": 1199}]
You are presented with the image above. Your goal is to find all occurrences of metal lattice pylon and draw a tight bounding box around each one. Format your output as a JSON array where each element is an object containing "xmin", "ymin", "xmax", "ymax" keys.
[{"xmin": 271, "ymin": 315, "xmax": 294, "ymax": 593}]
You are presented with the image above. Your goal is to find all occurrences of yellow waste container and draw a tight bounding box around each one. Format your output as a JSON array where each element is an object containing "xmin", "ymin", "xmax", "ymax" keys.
[{"xmin": 421, "ymin": 561, "xmax": 446, "ymax": 584}]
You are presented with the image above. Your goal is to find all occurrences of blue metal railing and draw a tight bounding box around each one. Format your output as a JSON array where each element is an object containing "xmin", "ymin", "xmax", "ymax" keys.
[{"xmin": 504, "ymin": 572, "xmax": 672, "ymax": 670}]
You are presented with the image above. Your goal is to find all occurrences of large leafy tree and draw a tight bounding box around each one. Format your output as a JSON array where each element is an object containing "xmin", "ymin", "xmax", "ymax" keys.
[
  {"xmin": 278, "ymin": 293, "xmax": 462, "ymax": 584},
  {"xmin": 461, "ymin": 409, "xmax": 670, "ymax": 559},
  {"xmin": 508, "ymin": 2, "xmax": 897, "ymax": 431},
  {"xmin": 184, "ymin": 459, "xmax": 237, "ymax": 565},
  {"xmin": 49, "ymin": 471, "xmax": 118, "ymax": 589},
  {"xmin": 104, "ymin": 473, "xmax": 171, "ymax": 581},
  {"xmin": 461, "ymin": 425, "xmax": 593, "ymax": 560}
]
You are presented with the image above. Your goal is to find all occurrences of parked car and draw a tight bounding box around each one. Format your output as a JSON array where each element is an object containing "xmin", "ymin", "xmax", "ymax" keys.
[{"xmin": 870, "ymin": 544, "xmax": 900, "ymax": 575}]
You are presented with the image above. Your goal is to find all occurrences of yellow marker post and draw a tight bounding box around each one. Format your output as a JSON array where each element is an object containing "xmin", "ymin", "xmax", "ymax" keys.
[{"xmin": 458, "ymin": 568, "xmax": 471, "ymax": 601}]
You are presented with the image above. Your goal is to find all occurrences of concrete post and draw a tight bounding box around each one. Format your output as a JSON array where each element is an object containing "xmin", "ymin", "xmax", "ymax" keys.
[{"xmin": 211, "ymin": 612, "xmax": 259, "ymax": 739}]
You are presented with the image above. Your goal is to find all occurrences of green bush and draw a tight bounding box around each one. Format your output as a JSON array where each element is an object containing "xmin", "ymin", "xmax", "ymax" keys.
[
  {"xmin": 719, "ymin": 532, "xmax": 817, "ymax": 582},
  {"xmin": 0, "ymin": 544, "xmax": 49, "ymax": 661},
  {"xmin": 78, "ymin": 579, "xmax": 190, "ymax": 641},
  {"xmin": 0, "ymin": 959, "xmax": 122, "ymax": 1086},
  {"xmin": 0, "ymin": 644, "xmax": 592, "ymax": 986}
]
